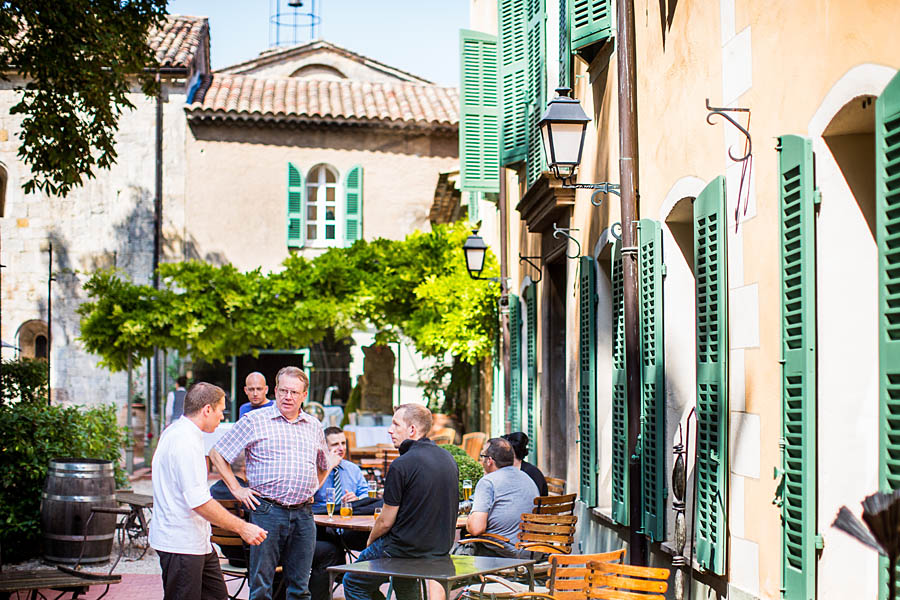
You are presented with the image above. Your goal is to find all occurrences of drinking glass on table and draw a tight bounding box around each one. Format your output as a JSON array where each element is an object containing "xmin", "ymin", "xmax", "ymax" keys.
[
  {"xmin": 325, "ymin": 487, "xmax": 336, "ymax": 521},
  {"xmin": 462, "ymin": 479, "xmax": 473, "ymax": 501},
  {"xmin": 368, "ymin": 480, "xmax": 378, "ymax": 499},
  {"xmin": 373, "ymin": 506, "xmax": 382, "ymax": 520},
  {"xmin": 341, "ymin": 499, "xmax": 353, "ymax": 518}
]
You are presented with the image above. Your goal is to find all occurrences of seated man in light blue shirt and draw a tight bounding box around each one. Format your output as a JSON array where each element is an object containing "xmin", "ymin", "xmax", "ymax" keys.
[{"xmin": 312, "ymin": 427, "xmax": 369, "ymax": 511}]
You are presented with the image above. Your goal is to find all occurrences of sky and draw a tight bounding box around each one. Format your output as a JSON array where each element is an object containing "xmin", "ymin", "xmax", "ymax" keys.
[{"xmin": 166, "ymin": 0, "xmax": 469, "ymax": 87}]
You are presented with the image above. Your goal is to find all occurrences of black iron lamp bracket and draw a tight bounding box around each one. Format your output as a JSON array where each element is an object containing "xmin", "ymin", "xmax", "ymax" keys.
[
  {"xmin": 552, "ymin": 222, "xmax": 582, "ymax": 259},
  {"xmin": 518, "ymin": 254, "xmax": 543, "ymax": 283},
  {"xmin": 558, "ymin": 179, "xmax": 622, "ymax": 204},
  {"xmin": 705, "ymin": 98, "xmax": 752, "ymax": 163}
]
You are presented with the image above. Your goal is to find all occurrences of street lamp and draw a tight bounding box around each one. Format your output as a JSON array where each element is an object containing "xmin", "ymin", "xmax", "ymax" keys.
[
  {"xmin": 462, "ymin": 230, "xmax": 489, "ymax": 280},
  {"xmin": 538, "ymin": 87, "xmax": 620, "ymax": 203}
]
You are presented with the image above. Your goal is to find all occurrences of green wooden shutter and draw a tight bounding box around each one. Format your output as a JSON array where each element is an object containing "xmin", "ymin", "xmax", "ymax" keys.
[
  {"xmin": 579, "ymin": 255, "xmax": 598, "ymax": 506},
  {"xmin": 877, "ymin": 70, "xmax": 900, "ymax": 600},
  {"xmin": 570, "ymin": 0, "xmax": 612, "ymax": 52},
  {"xmin": 344, "ymin": 165, "xmax": 363, "ymax": 245},
  {"xmin": 611, "ymin": 240, "xmax": 629, "ymax": 525},
  {"xmin": 525, "ymin": 283, "xmax": 538, "ymax": 460},
  {"xmin": 525, "ymin": 0, "xmax": 546, "ymax": 187},
  {"xmin": 693, "ymin": 176, "xmax": 728, "ymax": 575},
  {"xmin": 778, "ymin": 134, "xmax": 818, "ymax": 600},
  {"xmin": 509, "ymin": 294, "xmax": 523, "ymax": 433},
  {"xmin": 559, "ymin": 0, "xmax": 570, "ymax": 88},
  {"xmin": 287, "ymin": 163, "xmax": 304, "ymax": 248},
  {"xmin": 460, "ymin": 30, "xmax": 500, "ymax": 193},
  {"xmin": 639, "ymin": 219, "xmax": 666, "ymax": 541},
  {"xmin": 499, "ymin": 0, "xmax": 528, "ymax": 165}
]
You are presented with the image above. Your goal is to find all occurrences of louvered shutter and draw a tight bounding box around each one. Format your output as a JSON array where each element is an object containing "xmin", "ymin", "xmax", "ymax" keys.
[
  {"xmin": 639, "ymin": 219, "xmax": 666, "ymax": 541},
  {"xmin": 287, "ymin": 163, "xmax": 304, "ymax": 248},
  {"xmin": 877, "ymin": 70, "xmax": 900, "ymax": 600},
  {"xmin": 579, "ymin": 256, "xmax": 598, "ymax": 506},
  {"xmin": 611, "ymin": 240, "xmax": 629, "ymax": 525},
  {"xmin": 525, "ymin": 0, "xmax": 546, "ymax": 187},
  {"xmin": 499, "ymin": 0, "xmax": 528, "ymax": 165},
  {"xmin": 344, "ymin": 166, "xmax": 363, "ymax": 244},
  {"xmin": 559, "ymin": 0, "xmax": 570, "ymax": 88},
  {"xmin": 460, "ymin": 31, "xmax": 500, "ymax": 192},
  {"xmin": 570, "ymin": 0, "xmax": 612, "ymax": 52},
  {"xmin": 693, "ymin": 176, "xmax": 729, "ymax": 575},
  {"xmin": 509, "ymin": 294, "xmax": 523, "ymax": 432},
  {"xmin": 778, "ymin": 135, "xmax": 817, "ymax": 600},
  {"xmin": 525, "ymin": 284, "xmax": 539, "ymax": 460}
]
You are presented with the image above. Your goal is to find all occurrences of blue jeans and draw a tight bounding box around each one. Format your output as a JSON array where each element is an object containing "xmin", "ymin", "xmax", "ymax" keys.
[
  {"xmin": 342, "ymin": 537, "xmax": 422, "ymax": 600},
  {"xmin": 249, "ymin": 500, "xmax": 316, "ymax": 600}
]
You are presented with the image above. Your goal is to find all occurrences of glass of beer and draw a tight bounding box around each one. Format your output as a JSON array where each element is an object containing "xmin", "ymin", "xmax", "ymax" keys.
[
  {"xmin": 462, "ymin": 479, "xmax": 473, "ymax": 501},
  {"xmin": 373, "ymin": 506, "xmax": 382, "ymax": 520},
  {"xmin": 368, "ymin": 480, "xmax": 378, "ymax": 499},
  {"xmin": 340, "ymin": 499, "xmax": 353, "ymax": 518},
  {"xmin": 326, "ymin": 487, "xmax": 336, "ymax": 521}
]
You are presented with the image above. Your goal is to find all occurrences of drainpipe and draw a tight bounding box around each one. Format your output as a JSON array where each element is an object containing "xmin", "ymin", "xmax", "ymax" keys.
[
  {"xmin": 498, "ymin": 171, "xmax": 511, "ymax": 432},
  {"xmin": 616, "ymin": 0, "xmax": 646, "ymax": 564},
  {"xmin": 148, "ymin": 73, "xmax": 164, "ymax": 461}
]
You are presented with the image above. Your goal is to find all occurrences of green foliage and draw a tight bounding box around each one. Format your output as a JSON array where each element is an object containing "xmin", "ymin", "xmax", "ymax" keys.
[
  {"xmin": 0, "ymin": 357, "xmax": 48, "ymax": 405},
  {"xmin": 0, "ymin": 1, "xmax": 168, "ymax": 196},
  {"xmin": 0, "ymin": 402, "xmax": 125, "ymax": 561},
  {"xmin": 443, "ymin": 444, "xmax": 484, "ymax": 499}
]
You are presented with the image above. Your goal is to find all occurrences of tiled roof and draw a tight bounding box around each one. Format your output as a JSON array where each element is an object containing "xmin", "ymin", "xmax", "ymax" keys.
[
  {"xmin": 148, "ymin": 15, "xmax": 207, "ymax": 69},
  {"xmin": 187, "ymin": 75, "xmax": 459, "ymax": 130}
]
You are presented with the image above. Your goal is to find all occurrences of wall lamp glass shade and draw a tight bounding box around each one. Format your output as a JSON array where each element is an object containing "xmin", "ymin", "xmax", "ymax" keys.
[
  {"xmin": 462, "ymin": 231, "xmax": 488, "ymax": 279},
  {"xmin": 538, "ymin": 87, "xmax": 590, "ymax": 179}
]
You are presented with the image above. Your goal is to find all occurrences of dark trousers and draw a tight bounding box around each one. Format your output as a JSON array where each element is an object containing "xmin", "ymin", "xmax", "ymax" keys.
[{"xmin": 158, "ymin": 550, "xmax": 228, "ymax": 600}]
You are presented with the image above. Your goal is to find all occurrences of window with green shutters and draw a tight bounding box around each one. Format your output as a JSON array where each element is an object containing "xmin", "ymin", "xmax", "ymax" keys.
[
  {"xmin": 460, "ymin": 30, "xmax": 500, "ymax": 193},
  {"xmin": 570, "ymin": 0, "xmax": 612, "ymax": 52},
  {"xmin": 579, "ymin": 255, "xmax": 598, "ymax": 506},
  {"xmin": 499, "ymin": 0, "xmax": 528, "ymax": 165},
  {"xmin": 778, "ymin": 134, "xmax": 818, "ymax": 600},
  {"xmin": 877, "ymin": 69, "xmax": 900, "ymax": 600},
  {"xmin": 525, "ymin": 0, "xmax": 546, "ymax": 188},
  {"xmin": 639, "ymin": 219, "xmax": 666, "ymax": 542},
  {"xmin": 610, "ymin": 240, "xmax": 628, "ymax": 525},
  {"xmin": 509, "ymin": 293, "xmax": 523, "ymax": 433},
  {"xmin": 287, "ymin": 162, "xmax": 304, "ymax": 248},
  {"xmin": 525, "ymin": 283, "xmax": 539, "ymax": 461},
  {"xmin": 693, "ymin": 176, "xmax": 728, "ymax": 575},
  {"xmin": 344, "ymin": 166, "xmax": 363, "ymax": 244}
]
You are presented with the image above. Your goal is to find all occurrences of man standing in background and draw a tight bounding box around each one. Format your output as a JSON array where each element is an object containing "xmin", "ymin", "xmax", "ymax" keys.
[
  {"xmin": 239, "ymin": 372, "xmax": 272, "ymax": 418},
  {"xmin": 164, "ymin": 376, "xmax": 188, "ymax": 427}
]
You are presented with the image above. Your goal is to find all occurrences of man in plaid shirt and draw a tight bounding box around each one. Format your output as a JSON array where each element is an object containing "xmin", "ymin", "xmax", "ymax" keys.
[{"xmin": 210, "ymin": 366, "xmax": 340, "ymax": 600}]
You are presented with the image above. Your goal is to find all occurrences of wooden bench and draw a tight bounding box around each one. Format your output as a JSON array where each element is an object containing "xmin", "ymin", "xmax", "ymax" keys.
[{"xmin": 0, "ymin": 568, "xmax": 121, "ymax": 600}]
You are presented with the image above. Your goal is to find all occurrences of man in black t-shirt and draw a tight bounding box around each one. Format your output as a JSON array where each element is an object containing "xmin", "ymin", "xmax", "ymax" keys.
[
  {"xmin": 503, "ymin": 432, "xmax": 548, "ymax": 497},
  {"xmin": 342, "ymin": 404, "xmax": 459, "ymax": 600}
]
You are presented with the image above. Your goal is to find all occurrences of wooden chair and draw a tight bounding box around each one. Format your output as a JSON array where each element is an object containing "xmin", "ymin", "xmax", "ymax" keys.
[
  {"xmin": 546, "ymin": 477, "xmax": 566, "ymax": 496},
  {"xmin": 376, "ymin": 448, "xmax": 400, "ymax": 474},
  {"xmin": 344, "ymin": 429, "xmax": 357, "ymax": 461},
  {"xmin": 533, "ymin": 494, "xmax": 576, "ymax": 515},
  {"xmin": 585, "ymin": 560, "xmax": 669, "ymax": 600},
  {"xmin": 429, "ymin": 425, "xmax": 457, "ymax": 444},
  {"xmin": 516, "ymin": 513, "xmax": 577, "ymax": 555},
  {"xmin": 210, "ymin": 500, "xmax": 251, "ymax": 600},
  {"xmin": 462, "ymin": 432, "xmax": 488, "ymax": 460}
]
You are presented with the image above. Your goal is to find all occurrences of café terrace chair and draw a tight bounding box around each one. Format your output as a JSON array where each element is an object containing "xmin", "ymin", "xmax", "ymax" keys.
[
  {"xmin": 533, "ymin": 494, "xmax": 576, "ymax": 516},
  {"xmin": 458, "ymin": 513, "xmax": 578, "ymax": 562},
  {"xmin": 546, "ymin": 478, "xmax": 566, "ymax": 496},
  {"xmin": 211, "ymin": 500, "xmax": 284, "ymax": 600},
  {"xmin": 585, "ymin": 560, "xmax": 670, "ymax": 600},
  {"xmin": 462, "ymin": 432, "xmax": 488, "ymax": 460},
  {"xmin": 344, "ymin": 429, "xmax": 357, "ymax": 461}
]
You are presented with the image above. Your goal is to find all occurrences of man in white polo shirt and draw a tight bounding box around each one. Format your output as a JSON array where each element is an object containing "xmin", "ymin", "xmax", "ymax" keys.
[{"xmin": 150, "ymin": 382, "xmax": 268, "ymax": 600}]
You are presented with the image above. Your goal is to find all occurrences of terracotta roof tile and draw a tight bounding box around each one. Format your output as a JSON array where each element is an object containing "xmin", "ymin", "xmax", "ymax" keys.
[
  {"xmin": 188, "ymin": 74, "xmax": 459, "ymax": 130},
  {"xmin": 148, "ymin": 15, "xmax": 207, "ymax": 69}
]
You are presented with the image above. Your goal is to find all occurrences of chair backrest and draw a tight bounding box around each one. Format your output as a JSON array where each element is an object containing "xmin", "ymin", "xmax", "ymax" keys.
[
  {"xmin": 547, "ymin": 476, "xmax": 566, "ymax": 495},
  {"xmin": 429, "ymin": 426, "xmax": 457, "ymax": 444},
  {"xmin": 376, "ymin": 449, "xmax": 400, "ymax": 474},
  {"xmin": 431, "ymin": 434, "xmax": 454, "ymax": 445},
  {"xmin": 534, "ymin": 493, "xmax": 576, "ymax": 515},
  {"xmin": 516, "ymin": 513, "xmax": 578, "ymax": 555},
  {"xmin": 344, "ymin": 429, "xmax": 357, "ymax": 460},
  {"xmin": 546, "ymin": 550, "xmax": 627, "ymax": 600},
  {"xmin": 461, "ymin": 432, "xmax": 488, "ymax": 460},
  {"xmin": 585, "ymin": 560, "xmax": 669, "ymax": 600},
  {"xmin": 210, "ymin": 499, "xmax": 246, "ymax": 548}
]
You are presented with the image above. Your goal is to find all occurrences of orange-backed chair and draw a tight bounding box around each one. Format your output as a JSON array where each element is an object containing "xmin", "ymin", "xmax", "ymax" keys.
[
  {"xmin": 585, "ymin": 560, "xmax": 669, "ymax": 600},
  {"xmin": 429, "ymin": 425, "xmax": 458, "ymax": 444},
  {"xmin": 344, "ymin": 429, "xmax": 357, "ymax": 461},
  {"xmin": 533, "ymin": 494, "xmax": 576, "ymax": 515},
  {"xmin": 431, "ymin": 434, "xmax": 454, "ymax": 445},
  {"xmin": 546, "ymin": 477, "xmax": 566, "ymax": 496},
  {"xmin": 462, "ymin": 432, "xmax": 488, "ymax": 460},
  {"xmin": 515, "ymin": 513, "xmax": 577, "ymax": 556}
]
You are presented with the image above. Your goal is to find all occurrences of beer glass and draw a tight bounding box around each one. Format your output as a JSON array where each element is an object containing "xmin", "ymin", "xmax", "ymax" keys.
[
  {"xmin": 341, "ymin": 499, "xmax": 353, "ymax": 518},
  {"xmin": 326, "ymin": 487, "xmax": 336, "ymax": 521},
  {"xmin": 368, "ymin": 480, "xmax": 378, "ymax": 499},
  {"xmin": 462, "ymin": 479, "xmax": 473, "ymax": 501},
  {"xmin": 374, "ymin": 506, "xmax": 382, "ymax": 520}
]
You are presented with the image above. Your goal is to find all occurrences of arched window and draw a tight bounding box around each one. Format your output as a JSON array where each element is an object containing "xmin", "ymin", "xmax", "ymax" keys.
[
  {"xmin": 34, "ymin": 335, "xmax": 48, "ymax": 359},
  {"xmin": 16, "ymin": 320, "xmax": 49, "ymax": 359},
  {"xmin": 306, "ymin": 164, "xmax": 340, "ymax": 245}
]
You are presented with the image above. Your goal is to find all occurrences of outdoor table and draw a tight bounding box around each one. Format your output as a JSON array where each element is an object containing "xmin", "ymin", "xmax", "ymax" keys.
[
  {"xmin": 114, "ymin": 491, "xmax": 153, "ymax": 558},
  {"xmin": 344, "ymin": 425, "xmax": 392, "ymax": 447},
  {"xmin": 315, "ymin": 514, "xmax": 468, "ymax": 531},
  {"xmin": 350, "ymin": 445, "xmax": 381, "ymax": 460},
  {"xmin": 326, "ymin": 555, "xmax": 535, "ymax": 600},
  {"xmin": 0, "ymin": 568, "xmax": 121, "ymax": 600}
]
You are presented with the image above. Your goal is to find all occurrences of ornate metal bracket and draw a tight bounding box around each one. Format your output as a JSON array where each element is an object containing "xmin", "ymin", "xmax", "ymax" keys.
[
  {"xmin": 705, "ymin": 98, "xmax": 751, "ymax": 163},
  {"xmin": 552, "ymin": 223, "xmax": 581, "ymax": 259},
  {"xmin": 558, "ymin": 177, "xmax": 622, "ymax": 203},
  {"xmin": 610, "ymin": 222, "xmax": 623, "ymax": 241},
  {"xmin": 518, "ymin": 254, "xmax": 543, "ymax": 283}
]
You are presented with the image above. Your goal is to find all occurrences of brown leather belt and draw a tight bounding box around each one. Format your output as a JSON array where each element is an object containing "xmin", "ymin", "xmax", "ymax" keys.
[{"xmin": 263, "ymin": 497, "xmax": 312, "ymax": 510}]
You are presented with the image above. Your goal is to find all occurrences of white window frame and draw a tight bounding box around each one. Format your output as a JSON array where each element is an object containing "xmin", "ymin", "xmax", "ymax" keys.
[{"xmin": 305, "ymin": 164, "xmax": 342, "ymax": 247}]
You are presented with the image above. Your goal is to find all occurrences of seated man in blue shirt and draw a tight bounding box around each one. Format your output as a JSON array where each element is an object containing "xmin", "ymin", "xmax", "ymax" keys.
[{"xmin": 310, "ymin": 427, "xmax": 371, "ymax": 600}]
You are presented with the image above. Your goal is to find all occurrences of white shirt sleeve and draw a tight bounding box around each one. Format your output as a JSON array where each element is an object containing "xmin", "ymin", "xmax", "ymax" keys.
[{"xmin": 173, "ymin": 436, "xmax": 213, "ymax": 509}]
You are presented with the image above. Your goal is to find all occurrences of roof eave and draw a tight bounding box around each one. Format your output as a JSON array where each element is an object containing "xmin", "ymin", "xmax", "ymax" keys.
[{"xmin": 184, "ymin": 108, "xmax": 458, "ymax": 133}]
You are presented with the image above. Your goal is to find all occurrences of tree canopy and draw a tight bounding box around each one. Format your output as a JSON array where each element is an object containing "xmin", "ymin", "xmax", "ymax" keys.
[
  {"xmin": 0, "ymin": 1, "xmax": 168, "ymax": 196},
  {"xmin": 77, "ymin": 222, "xmax": 500, "ymax": 371}
]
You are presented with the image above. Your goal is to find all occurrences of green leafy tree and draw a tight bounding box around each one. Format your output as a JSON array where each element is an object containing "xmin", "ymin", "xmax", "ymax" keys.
[{"xmin": 0, "ymin": 1, "xmax": 168, "ymax": 196}]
